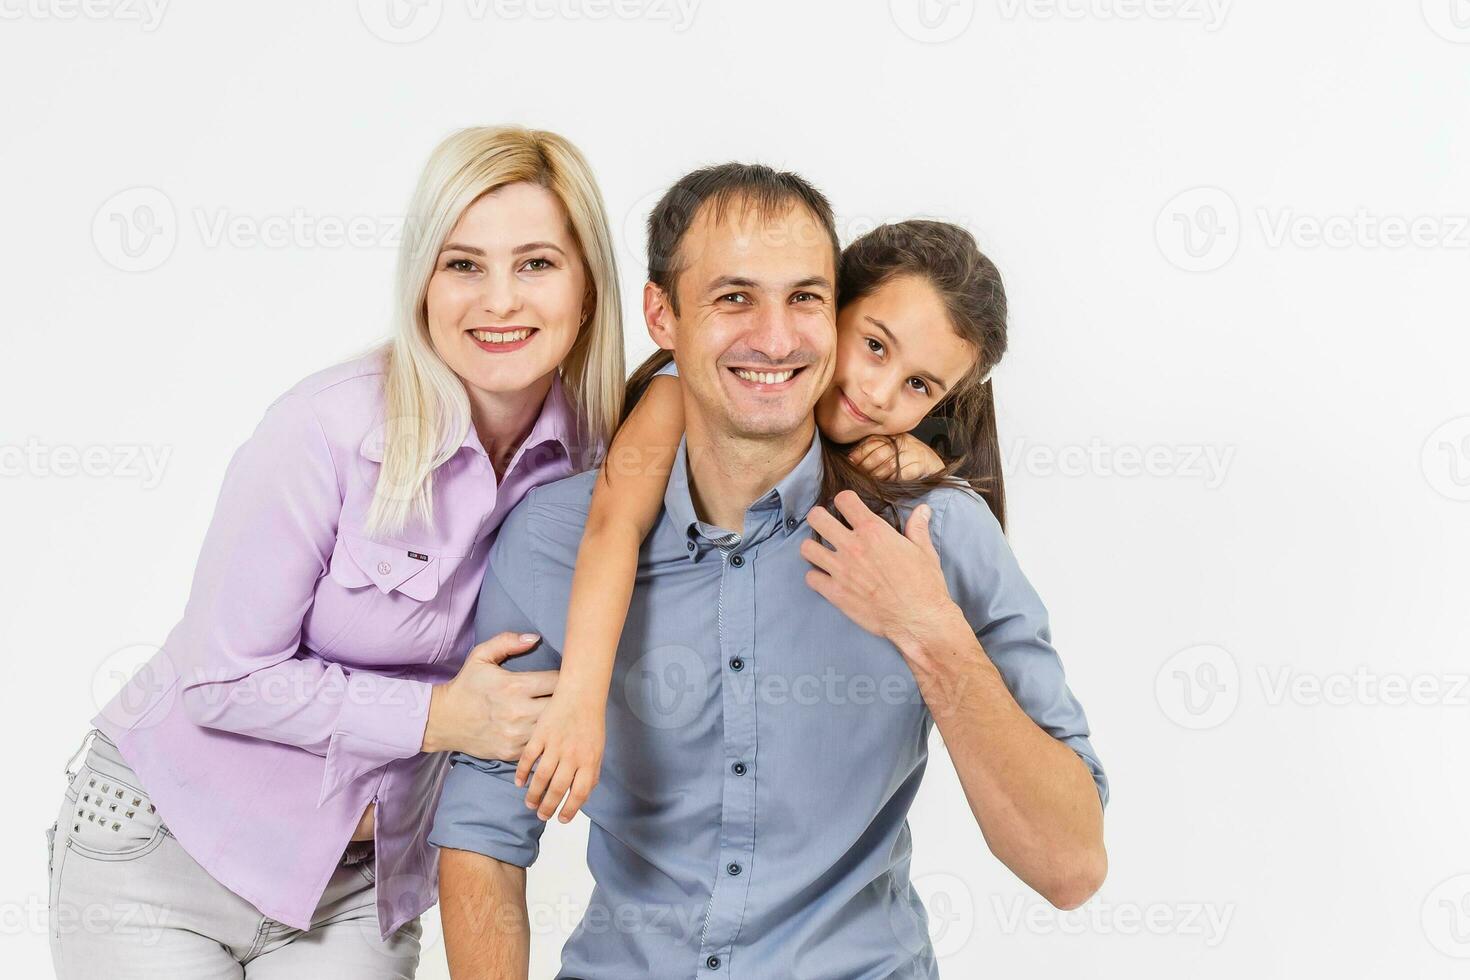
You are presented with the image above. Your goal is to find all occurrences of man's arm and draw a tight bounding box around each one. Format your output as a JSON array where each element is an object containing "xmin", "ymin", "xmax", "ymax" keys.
[
  {"xmin": 803, "ymin": 490, "xmax": 1108, "ymax": 910},
  {"xmin": 429, "ymin": 499, "xmax": 563, "ymax": 979},
  {"xmin": 905, "ymin": 492, "xmax": 1107, "ymax": 910},
  {"xmin": 439, "ymin": 848, "xmax": 529, "ymax": 979}
]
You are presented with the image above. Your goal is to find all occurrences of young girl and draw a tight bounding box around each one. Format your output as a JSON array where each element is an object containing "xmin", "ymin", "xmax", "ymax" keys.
[{"xmin": 514, "ymin": 219, "xmax": 1011, "ymax": 822}]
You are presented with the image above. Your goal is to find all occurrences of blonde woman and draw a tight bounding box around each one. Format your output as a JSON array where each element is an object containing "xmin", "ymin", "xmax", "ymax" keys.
[{"xmin": 45, "ymin": 126, "xmax": 624, "ymax": 978}]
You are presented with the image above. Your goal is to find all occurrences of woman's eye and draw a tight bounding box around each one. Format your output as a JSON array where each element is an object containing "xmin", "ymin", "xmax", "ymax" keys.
[
  {"xmin": 521, "ymin": 257, "xmax": 554, "ymax": 272},
  {"xmin": 866, "ymin": 337, "xmax": 885, "ymax": 356},
  {"xmin": 907, "ymin": 377, "xmax": 931, "ymax": 396},
  {"xmin": 445, "ymin": 258, "xmax": 477, "ymax": 273}
]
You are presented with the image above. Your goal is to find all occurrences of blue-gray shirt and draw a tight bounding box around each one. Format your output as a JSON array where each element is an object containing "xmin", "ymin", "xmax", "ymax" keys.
[{"xmin": 429, "ymin": 428, "xmax": 1107, "ymax": 980}]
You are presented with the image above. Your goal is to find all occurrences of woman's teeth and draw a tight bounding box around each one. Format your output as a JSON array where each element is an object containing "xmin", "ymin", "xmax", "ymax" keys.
[
  {"xmin": 733, "ymin": 368, "xmax": 795, "ymax": 385},
  {"xmin": 472, "ymin": 328, "xmax": 534, "ymax": 343}
]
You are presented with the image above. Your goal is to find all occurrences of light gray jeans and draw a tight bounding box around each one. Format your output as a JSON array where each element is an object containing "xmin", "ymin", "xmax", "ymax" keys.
[{"xmin": 46, "ymin": 730, "xmax": 423, "ymax": 978}]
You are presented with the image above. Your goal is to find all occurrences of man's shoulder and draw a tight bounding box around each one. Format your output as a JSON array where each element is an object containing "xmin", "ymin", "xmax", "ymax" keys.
[
  {"xmin": 495, "ymin": 469, "xmax": 599, "ymax": 566},
  {"xmin": 910, "ymin": 482, "xmax": 1001, "ymax": 548}
]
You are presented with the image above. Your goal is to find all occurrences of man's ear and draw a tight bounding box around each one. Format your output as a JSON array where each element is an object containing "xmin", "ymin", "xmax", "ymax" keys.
[{"xmin": 644, "ymin": 281, "xmax": 676, "ymax": 352}]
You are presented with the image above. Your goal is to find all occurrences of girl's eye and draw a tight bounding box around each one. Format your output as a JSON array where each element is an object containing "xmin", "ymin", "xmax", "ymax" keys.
[
  {"xmin": 866, "ymin": 337, "xmax": 885, "ymax": 356},
  {"xmin": 521, "ymin": 257, "xmax": 554, "ymax": 272},
  {"xmin": 907, "ymin": 377, "xmax": 931, "ymax": 396}
]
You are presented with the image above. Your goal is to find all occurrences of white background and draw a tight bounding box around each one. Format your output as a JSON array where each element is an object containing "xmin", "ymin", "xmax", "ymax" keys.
[{"xmin": 3, "ymin": 1, "xmax": 1468, "ymax": 977}]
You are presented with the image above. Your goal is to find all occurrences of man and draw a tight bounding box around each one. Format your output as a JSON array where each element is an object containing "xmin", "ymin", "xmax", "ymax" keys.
[{"xmin": 429, "ymin": 164, "xmax": 1108, "ymax": 978}]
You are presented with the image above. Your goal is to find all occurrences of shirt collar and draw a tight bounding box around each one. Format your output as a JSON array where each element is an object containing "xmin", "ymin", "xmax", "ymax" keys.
[
  {"xmin": 359, "ymin": 370, "xmax": 581, "ymax": 465},
  {"xmin": 665, "ymin": 427, "xmax": 824, "ymax": 559}
]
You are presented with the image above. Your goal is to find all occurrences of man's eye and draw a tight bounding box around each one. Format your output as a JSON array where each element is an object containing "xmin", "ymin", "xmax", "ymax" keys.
[
  {"xmin": 866, "ymin": 337, "xmax": 885, "ymax": 355},
  {"xmin": 792, "ymin": 291, "xmax": 820, "ymax": 303},
  {"xmin": 521, "ymin": 257, "xmax": 554, "ymax": 272},
  {"xmin": 908, "ymin": 377, "xmax": 930, "ymax": 395},
  {"xmin": 719, "ymin": 293, "xmax": 750, "ymax": 305}
]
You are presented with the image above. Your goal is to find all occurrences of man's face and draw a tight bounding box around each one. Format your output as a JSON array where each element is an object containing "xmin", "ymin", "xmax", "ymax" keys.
[{"xmin": 656, "ymin": 199, "xmax": 837, "ymax": 442}]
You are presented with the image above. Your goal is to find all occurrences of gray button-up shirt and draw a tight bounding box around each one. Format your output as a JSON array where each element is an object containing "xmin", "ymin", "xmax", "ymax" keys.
[{"xmin": 429, "ymin": 429, "xmax": 1107, "ymax": 979}]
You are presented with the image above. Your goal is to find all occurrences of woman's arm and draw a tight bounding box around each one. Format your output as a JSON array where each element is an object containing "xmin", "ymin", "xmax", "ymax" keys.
[
  {"xmin": 515, "ymin": 372, "xmax": 686, "ymax": 822},
  {"xmin": 170, "ymin": 391, "xmax": 434, "ymax": 807}
]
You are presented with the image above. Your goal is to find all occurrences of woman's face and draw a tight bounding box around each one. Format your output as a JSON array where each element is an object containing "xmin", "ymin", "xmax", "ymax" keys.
[
  {"xmin": 815, "ymin": 274, "xmax": 978, "ymax": 444},
  {"xmin": 425, "ymin": 182, "xmax": 589, "ymax": 398}
]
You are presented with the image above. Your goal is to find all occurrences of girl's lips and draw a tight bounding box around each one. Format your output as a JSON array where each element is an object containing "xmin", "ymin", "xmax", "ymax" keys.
[{"xmin": 839, "ymin": 390, "xmax": 875, "ymax": 425}]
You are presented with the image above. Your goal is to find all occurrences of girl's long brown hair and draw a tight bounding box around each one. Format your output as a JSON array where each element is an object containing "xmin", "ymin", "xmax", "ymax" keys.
[{"xmin": 626, "ymin": 219, "xmax": 1010, "ymax": 532}]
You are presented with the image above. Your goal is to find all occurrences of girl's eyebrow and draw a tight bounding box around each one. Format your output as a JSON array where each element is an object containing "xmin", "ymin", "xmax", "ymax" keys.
[{"xmin": 866, "ymin": 315, "xmax": 951, "ymax": 393}]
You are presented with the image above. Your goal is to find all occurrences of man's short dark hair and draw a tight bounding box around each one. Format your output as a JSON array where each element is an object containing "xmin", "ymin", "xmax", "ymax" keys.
[{"xmin": 645, "ymin": 163, "xmax": 841, "ymax": 313}]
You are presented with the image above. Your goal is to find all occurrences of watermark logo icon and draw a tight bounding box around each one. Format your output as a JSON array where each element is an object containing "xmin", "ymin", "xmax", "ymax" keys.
[
  {"xmin": 1422, "ymin": 416, "xmax": 1470, "ymax": 502},
  {"xmin": 1423, "ymin": 874, "xmax": 1470, "ymax": 957},
  {"xmin": 1156, "ymin": 187, "xmax": 1240, "ymax": 272},
  {"xmin": 358, "ymin": 0, "xmax": 443, "ymax": 42},
  {"xmin": 889, "ymin": 0, "xmax": 975, "ymax": 42},
  {"xmin": 1155, "ymin": 644, "xmax": 1239, "ymax": 729},
  {"xmin": 92, "ymin": 187, "xmax": 176, "ymax": 272},
  {"xmin": 1423, "ymin": 0, "xmax": 1470, "ymax": 42},
  {"xmin": 623, "ymin": 645, "xmax": 706, "ymax": 730}
]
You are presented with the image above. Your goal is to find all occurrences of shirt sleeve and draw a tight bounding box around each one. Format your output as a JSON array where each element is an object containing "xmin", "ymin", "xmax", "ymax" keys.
[
  {"xmin": 428, "ymin": 499, "xmax": 562, "ymax": 866},
  {"xmin": 929, "ymin": 490, "xmax": 1110, "ymax": 807},
  {"xmin": 170, "ymin": 390, "xmax": 433, "ymax": 808}
]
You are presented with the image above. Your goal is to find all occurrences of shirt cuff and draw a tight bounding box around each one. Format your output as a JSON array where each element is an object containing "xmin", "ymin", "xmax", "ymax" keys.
[
  {"xmin": 427, "ymin": 753, "xmax": 546, "ymax": 868},
  {"xmin": 316, "ymin": 674, "xmax": 433, "ymax": 808}
]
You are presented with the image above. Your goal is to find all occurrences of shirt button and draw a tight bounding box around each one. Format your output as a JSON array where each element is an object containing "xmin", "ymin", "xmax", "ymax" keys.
[
  {"xmin": 727, "ymin": 862, "xmax": 742, "ymax": 876},
  {"xmin": 785, "ymin": 516, "xmax": 797, "ymax": 529},
  {"xmin": 730, "ymin": 554, "xmax": 744, "ymax": 567},
  {"xmin": 686, "ymin": 540, "xmax": 695, "ymax": 552},
  {"xmin": 732, "ymin": 761, "xmax": 747, "ymax": 776},
  {"xmin": 706, "ymin": 955, "xmax": 721, "ymax": 970},
  {"xmin": 377, "ymin": 561, "xmax": 391, "ymax": 575},
  {"xmin": 729, "ymin": 657, "xmax": 744, "ymax": 671}
]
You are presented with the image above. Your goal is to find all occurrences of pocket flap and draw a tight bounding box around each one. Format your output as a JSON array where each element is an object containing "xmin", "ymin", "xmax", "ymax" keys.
[{"xmin": 329, "ymin": 534, "xmax": 440, "ymax": 601}]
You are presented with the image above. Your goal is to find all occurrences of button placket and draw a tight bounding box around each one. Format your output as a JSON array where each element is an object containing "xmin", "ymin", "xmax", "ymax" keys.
[{"xmin": 698, "ymin": 537, "xmax": 759, "ymax": 973}]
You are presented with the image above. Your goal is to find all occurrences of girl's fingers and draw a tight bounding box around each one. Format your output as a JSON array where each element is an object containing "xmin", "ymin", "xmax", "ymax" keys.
[
  {"xmin": 515, "ymin": 742, "xmax": 543, "ymax": 788},
  {"xmin": 524, "ymin": 754, "xmax": 557, "ymax": 808},
  {"xmin": 560, "ymin": 771, "xmax": 597, "ymax": 824},
  {"xmin": 538, "ymin": 764, "xmax": 576, "ymax": 821}
]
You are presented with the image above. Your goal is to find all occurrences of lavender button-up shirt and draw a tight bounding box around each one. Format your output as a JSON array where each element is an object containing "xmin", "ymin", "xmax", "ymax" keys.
[{"xmin": 90, "ymin": 349, "xmax": 586, "ymax": 939}]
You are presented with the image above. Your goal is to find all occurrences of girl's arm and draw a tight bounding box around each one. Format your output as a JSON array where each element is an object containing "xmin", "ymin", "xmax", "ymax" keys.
[{"xmin": 515, "ymin": 371, "xmax": 686, "ymax": 822}]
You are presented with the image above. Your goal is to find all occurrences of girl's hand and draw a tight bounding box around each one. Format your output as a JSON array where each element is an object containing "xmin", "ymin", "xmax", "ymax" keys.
[
  {"xmin": 515, "ymin": 688, "xmax": 605, "ymax": 823},
  {"xmin": 801, "ymin": 491, "xmax": 955, "ymax": 654},
  {"xmin": 848, "ymin": 433, "xmax": 946, "ymax": 480}
]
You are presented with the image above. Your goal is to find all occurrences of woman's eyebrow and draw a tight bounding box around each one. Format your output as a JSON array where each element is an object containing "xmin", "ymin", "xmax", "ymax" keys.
[{"xmin": 438, "ymin": 241, "xmax": 568, "ymax": 256}]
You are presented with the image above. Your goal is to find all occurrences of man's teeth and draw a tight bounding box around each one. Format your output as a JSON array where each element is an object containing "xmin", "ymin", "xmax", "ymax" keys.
[
  {"xmin": 733, "ymin": 368, "xmax": 796, "ymax": 385},
  {"xmin": 472, "ymin": 328, "xmax": 534, "ymax": 343}
]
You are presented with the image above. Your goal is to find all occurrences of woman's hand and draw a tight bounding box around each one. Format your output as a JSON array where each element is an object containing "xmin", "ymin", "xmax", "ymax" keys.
[
  {"xmin": 422, "ymin": 632, "xmax": 559, "ymax": 761},
  {"xmin": 801, "ymin": 491, "xmax": 957, "ymax": 655},
  {"xmin": 848, "ymin": 433, "xmax": 946, "ymax": 480},
  {"xmin": 515, "ymin": 688, "xmax": 605, "ymax": 823}
]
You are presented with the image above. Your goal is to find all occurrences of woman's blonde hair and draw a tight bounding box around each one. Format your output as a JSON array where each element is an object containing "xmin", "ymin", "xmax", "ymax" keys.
[{"xmin": 365, "ymin": 125, "xmax": 624, "ymax": 537}]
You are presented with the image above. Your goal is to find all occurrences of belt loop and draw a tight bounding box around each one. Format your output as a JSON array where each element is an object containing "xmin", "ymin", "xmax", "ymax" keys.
[{"xmin": 63, "ymin": 729, "xmax": 99, "ymax": 780}]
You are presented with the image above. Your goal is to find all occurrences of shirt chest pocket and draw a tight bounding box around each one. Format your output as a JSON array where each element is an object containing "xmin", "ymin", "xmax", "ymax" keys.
[{"xmin": 307, "ymin": 532, "xmax": 447, "ymax": 663}]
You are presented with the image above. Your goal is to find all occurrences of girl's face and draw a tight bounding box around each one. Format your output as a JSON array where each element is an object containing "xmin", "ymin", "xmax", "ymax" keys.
[
  {"xmin": 815, "ymin": 274, "xmax": 978, "ymax": 444},
  {"xmin": 425, "ymin": 182, "xmax": 589, "ymax": 397}
]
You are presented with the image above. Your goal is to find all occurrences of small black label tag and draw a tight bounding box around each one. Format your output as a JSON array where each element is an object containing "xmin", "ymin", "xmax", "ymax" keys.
[{"xmin": 407, "ymin": 551, "xmax": 429, "ymax": 562}]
